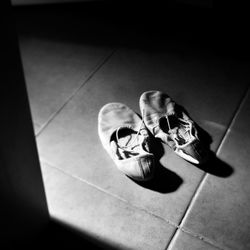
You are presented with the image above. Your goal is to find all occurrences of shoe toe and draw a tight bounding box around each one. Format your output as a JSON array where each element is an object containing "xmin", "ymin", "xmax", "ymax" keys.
[
  {"xmin": 121, "ymin": 154, "xmax": 155, "ymax": 181},
  {"xmin": 138, "ymin": 155, "xmax": 155, "ymax": 181},
  {"xmin": 176, "ymin": 140, "xmax": 209, "ymax": 164}
]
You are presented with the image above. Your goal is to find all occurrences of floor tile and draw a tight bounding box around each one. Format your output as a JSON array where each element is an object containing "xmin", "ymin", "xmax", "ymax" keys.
[
  {"xmin": 169, "ymin": 230, "xmax": 220, "ymax": 250},
  {"xmin": 19, "ymin": 37, "xmax": 112, "ymax": 130},
  {"xmin": 37, "ymin": 48, "xmax": 250, "ymax": 225},
  {"xmin": 180, "ymin": 90, "xmax": 250, "ymax": 250},
  {"xmin": 41, "ymin": 162, "xmax": 175, "ymax": 250}
]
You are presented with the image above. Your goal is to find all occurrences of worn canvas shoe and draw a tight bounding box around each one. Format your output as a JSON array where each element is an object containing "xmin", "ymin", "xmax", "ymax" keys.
[
  {"xmin": 140, "ymin": 90, "xmax": 208, "ymax": 164},
  {"xmin": 98, "ymin": 103, "xmax": 155, "ymax": 181}
]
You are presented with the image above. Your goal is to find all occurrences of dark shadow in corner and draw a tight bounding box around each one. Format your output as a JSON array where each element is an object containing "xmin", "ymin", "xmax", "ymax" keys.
[
  {"xmin": 133, "ymin": 137, "xmax": 183, "ymax": 193},
  {"xmin": 13, "ymin": 2, "xmax": 250, "ymax": 69},
  {"xmin": 176, "ymin": 104, "xmax": 234, "ymax": 178},
  {"xmin": 20, "ymin": 219, "xmax": 122, "ymax": 250}
]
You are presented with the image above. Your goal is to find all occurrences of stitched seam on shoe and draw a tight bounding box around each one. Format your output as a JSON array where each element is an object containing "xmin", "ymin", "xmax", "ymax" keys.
[{"xmin": 137, "ymin": 158, "xmax": 145, "ymax": 179}]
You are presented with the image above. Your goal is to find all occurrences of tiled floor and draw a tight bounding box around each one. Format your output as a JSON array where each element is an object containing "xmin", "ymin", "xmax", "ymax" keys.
[{"xmin": 16, "ymin": 4, "xmax": 250, "ymax": 250}]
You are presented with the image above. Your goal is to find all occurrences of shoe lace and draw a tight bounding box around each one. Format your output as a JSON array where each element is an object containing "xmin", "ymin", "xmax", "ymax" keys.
[
  {"xmin": 116, "ymin": 119, "xmax": 145, "ymax": 153},
  {"xmin": 166, "ymin": 114, "xmax": 195, "ymax": 148},
  {"xmin": 115, "ymin": 108, "xmax": 149, "ymax": 157}
]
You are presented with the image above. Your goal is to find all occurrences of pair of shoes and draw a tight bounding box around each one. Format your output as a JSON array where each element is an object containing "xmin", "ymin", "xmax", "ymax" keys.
[{"xmin": 98, "ymin": 90, "xmax": 208, "ymax": 181}]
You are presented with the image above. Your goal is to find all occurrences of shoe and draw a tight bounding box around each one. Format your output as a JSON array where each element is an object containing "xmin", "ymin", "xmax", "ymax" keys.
[
  {"xmin": 139, "ymin": 90, "xmax": 208, "ymax": 164},
  {"xmin": 98, "ymin": 102, "xmax": 155, "ymax": 181}
]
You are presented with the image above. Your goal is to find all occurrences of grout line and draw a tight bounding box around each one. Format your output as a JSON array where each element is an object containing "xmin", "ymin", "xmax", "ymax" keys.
[
  {"xmin": 166, "ymin": 84, "xmax": 250, "ymax": 250},
  {"xmin": 215, "ymin": 85, "xmax": 250, "ymax": 156},
  {"xmin": 178, "ymin": 227, "xmax": 229, "ymax": 250},
  {"xmin": 33, "ymin": 121, "xmax": 40, "ymax": 127},
  {"xmin": 33, "ymin": 121, "xmax": 41, "ymax": 132},
  {"xmin": 35, "ymin": 48, "xmax": 117, "ymax": 137},
  {"xmin": 43, "ymin": 155, "xmax": 229, "ymax": 250},
  {"xmin": 39, "ymin": 86, "xmax": 250, "ymax": 250},
  {"xmin": 40, "ymin": 158, "xmax": 179, "ymax": 229},
  {"xmin": 165, "ymin": 175, "xmax": 228, "ymax": 250},
  {"xmin": 164, "ymin": 173, "xmax": 206, "ymax": 250},
  {"xmin": 166, "ymin": 228, "xmax": 228, "ymax": 250}
]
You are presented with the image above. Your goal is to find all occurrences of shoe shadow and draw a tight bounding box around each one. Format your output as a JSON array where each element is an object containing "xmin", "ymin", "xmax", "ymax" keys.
[
  {"xmin": 194, "ymin": 118, "xmax": 234, "ymax": 178},
  {"xmin": 195, "ymin": 151, "xmax": 234, "ymax": 177},
  {"xmin": 133, "ymin": 137, "xmax": 183, "ymax": 193},
  {"xmin": 135, "ymin": 163, "xmax": 183, "ymax": 193},
  {"xmin": 177, "ymin": 104, "xmax": 234, "ymax": 177}
]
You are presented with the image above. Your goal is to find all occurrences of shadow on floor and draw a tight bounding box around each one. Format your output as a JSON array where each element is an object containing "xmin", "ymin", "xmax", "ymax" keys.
[
  {"xmin": 133, "ymin": 108, "xmax": 233, "ymax": 193},
  {"xmin": 134, "ymin": 162, "xmax": 184, "ymax": 193},
  {"xmin": 178, "ymin": 104, "xmax": 234, "ymax": 178},
  {"xmin": 195, "ymin": 151, "xmax": 234, "ymax": 178},
  {"xmin": 14, "ymin": 219, "xmax": 123, "ymax": 250},
  {"xmin": 194, "ymin": 118, "xmax": 234, "ymax": 178},
  {"xmin": 133, "ymin": 137, "xmax": 184, "ymax": 193}
]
